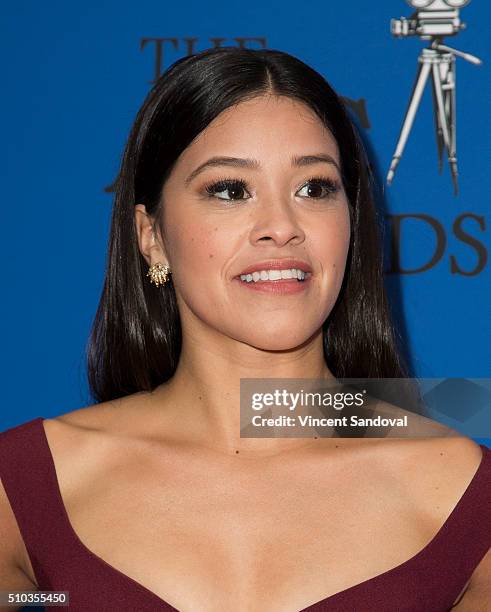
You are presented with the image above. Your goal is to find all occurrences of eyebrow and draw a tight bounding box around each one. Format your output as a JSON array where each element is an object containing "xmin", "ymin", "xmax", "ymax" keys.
[{"xmin": 184, "ymin": 154, "xmax": 341, "ymax": 186}]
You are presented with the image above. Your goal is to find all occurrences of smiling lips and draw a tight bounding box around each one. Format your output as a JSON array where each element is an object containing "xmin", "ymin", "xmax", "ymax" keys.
[
  {"xmin": 236, "ymin": 258, "xmax": 312, "ymax": 277},
  {"xmin": 234, "ymin": 258, "xmax": 312, "ymax": 294}
]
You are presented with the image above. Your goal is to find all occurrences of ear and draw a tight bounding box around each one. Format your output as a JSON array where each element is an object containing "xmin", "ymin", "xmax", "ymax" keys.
[{"xmin": 134, "ymin": 204, "xmax": 168, "ymax": 266}]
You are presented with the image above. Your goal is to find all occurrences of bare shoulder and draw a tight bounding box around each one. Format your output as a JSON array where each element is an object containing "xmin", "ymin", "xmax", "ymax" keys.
[
  {"xmin": 364, "ymin": 434, "xmax": 487, "ymax": 606},
  {"xmin": 378, "ymin": 435, "xmax": 486, "ymax": 557},
  {"xmin": 399, "ymin": 434, "xmax": 485, "ymax": 473},
  {"xmin": 41, "ymin": 390, "xmax": 158, "ymax": 500},
  {"xmin": 358, "ymin": 396, "xmax": 485, "ymax": 494},
  {"xmin": 43, "ymin": 387, "xmax": 158, "ymax": 443},
  {"xmin": 0, "ymin": 391, "xmax": 155, "ymax": 594},
  {"xmin": 385, "ymin": 434, "xmax": 485, "ymax": 498}
]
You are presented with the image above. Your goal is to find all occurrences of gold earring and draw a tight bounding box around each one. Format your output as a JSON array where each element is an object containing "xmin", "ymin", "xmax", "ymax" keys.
[{"xmin": 147, "ymin": 263, "xmax": 171, "ymax": 287}]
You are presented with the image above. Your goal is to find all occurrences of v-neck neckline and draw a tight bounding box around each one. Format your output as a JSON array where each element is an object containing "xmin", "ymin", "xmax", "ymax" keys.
[{"xmin": 35, "ymin": 417, "xmax": 488, "ymax": 611}]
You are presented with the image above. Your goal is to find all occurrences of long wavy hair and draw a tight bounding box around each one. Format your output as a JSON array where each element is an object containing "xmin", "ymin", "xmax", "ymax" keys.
[{"xmin": 87, "ymin": 46, "xmax": 409, "ymax": 403}]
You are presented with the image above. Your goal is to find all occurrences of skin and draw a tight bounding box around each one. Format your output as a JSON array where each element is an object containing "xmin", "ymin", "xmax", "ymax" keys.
[
  {"xmin": 0, "ymin": 95, "xmax": 488, "ymax": 611},
  {"xmin": 135, "ymin": 93, "xmax": 351, "ymax": 454}
]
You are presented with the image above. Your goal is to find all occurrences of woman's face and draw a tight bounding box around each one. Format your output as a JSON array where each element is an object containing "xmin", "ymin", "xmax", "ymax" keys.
[{"xmin": 142, "ymin": 94, "xmax": 351, "ymax": 351}]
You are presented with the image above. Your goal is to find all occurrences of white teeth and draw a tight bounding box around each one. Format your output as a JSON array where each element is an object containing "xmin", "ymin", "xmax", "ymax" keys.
[{"xmin": 239, "ymin": 268, "xmax": 308, "ymax": 283}]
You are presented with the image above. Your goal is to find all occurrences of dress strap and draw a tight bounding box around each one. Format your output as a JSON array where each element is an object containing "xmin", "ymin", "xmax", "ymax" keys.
[
  {"xmin": 0, "ymin": 417, "xmax": 75, "ymax": 583},
  {"xmin": 411, "ymin": 444, "xmax": 491, "ymax": 587}
]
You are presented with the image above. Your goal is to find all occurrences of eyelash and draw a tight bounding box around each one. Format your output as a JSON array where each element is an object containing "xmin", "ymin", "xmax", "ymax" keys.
[{"xmin": 203, "ymin": 175, "xmax": 341, "ymax": 203}]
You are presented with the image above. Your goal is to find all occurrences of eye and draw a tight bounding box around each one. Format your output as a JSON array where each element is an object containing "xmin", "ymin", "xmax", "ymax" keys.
[
  {"xmin": 204, "ymin": 178, "xmax": 251, "ymax": 201},
  {"xmin": 296, "ymin": 176, "xmax": 341, "ymax": 199}
]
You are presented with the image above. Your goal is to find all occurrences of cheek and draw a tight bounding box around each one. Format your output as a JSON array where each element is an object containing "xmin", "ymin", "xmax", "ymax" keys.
[
  {"xmin": 165, "ymin": 218, "xmax": 229, "ymax": 281},
  {"xmin": 312, "ymin": 206, "xmax": 351, "ymax": 271}
]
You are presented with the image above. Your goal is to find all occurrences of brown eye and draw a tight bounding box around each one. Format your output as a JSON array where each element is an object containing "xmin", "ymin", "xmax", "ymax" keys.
[
  {"xmin": 297, "ymin": 177, "xmax": 340, "ymax": 199},
  {"xmin": 205, "ymin": 179, "xmax": 250, "ymax": 201}
]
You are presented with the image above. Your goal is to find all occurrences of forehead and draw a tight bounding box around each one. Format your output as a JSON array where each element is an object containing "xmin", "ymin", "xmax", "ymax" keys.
[{"xmin": 176, "ymin": 95, "xmax": 341, "ymax": 170}]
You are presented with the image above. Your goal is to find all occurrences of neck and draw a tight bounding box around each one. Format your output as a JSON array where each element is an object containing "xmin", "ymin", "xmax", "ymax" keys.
[{"xmin": 152, "ymin": 324, "xmax": 336, "ymax": 456}]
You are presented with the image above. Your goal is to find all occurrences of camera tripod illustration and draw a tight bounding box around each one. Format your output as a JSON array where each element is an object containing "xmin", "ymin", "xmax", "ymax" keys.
[{"xmin": 386, "ymin": 0, "xmax": 482, "ymax": 195}]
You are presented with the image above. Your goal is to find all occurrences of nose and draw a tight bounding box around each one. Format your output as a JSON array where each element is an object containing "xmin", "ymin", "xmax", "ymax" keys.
[{"xmin": 248, "ymin": 197, "xmax": 306, "ymax": 247}]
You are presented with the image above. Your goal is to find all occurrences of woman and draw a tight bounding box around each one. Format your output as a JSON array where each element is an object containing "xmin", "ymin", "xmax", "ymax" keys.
[{"xmin": 0, "ymin": 47, "xmax": 489, "ymax": 611}]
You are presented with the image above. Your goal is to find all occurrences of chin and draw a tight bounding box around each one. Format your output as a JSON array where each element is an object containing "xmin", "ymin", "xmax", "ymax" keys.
[{"xmin": 240, "ymin": 330, "xmax": 316, "ymax": 352}]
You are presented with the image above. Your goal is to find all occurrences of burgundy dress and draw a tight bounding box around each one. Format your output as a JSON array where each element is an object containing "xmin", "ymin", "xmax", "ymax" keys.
[{"xmin": 0, "ymin": 417, "xmax": 489, "ymax": 611}]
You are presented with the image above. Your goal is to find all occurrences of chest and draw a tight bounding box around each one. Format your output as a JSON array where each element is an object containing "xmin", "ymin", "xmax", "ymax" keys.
[{"xmin": 49, "ymin": 450, "xmax": 437, "ymax": 611}]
